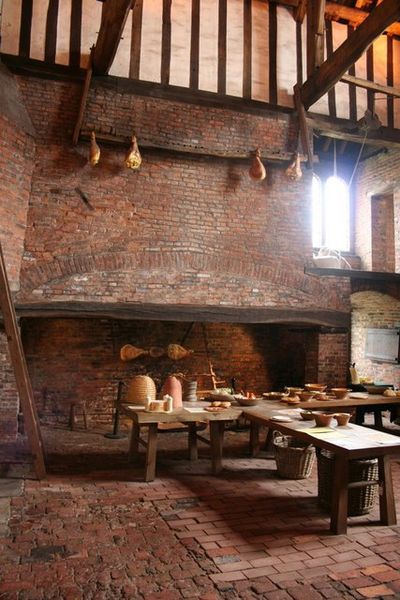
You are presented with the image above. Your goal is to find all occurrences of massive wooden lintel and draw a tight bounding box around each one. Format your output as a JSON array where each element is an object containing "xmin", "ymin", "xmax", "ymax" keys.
[
  {"xmin": 14, "ymin": 301, "xmax": 350, "ymax": 329},
  {"xmin": 301, "ymin": 0, "xmax": 400, "ymax": 109},
  {"xmin": 92, "ymin": 0, "xmax": 134, "ymax": 75}
]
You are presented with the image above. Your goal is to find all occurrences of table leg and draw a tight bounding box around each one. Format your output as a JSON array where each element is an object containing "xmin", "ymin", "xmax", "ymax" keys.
[
  {"xmin": 378, "ymin": 455, "xmax": 397, "ymax": 526},
  {"xmin": 249, "ymin": 421, "xmax": 261, "ymax": 457},
  {"xmin": 129, "ymin": 422, "xmax": 140, "ymax": 463},
  {"xmin": 330, "ymin": 454, "xmax": 349, "ymax": 535},
  {"xmin": 209, "ymin": 421, "xmax": 225, "ymax": 475},
  {"xmin": 144, "ymin": 423, "xmax": 158, "ymax": 482},
  {"xmin": 188, "ymin": 422, "xmax": 198, "ymax": 461}
]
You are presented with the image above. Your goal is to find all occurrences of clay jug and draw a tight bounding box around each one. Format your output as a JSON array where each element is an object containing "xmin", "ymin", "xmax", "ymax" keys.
[{"xmin": 162, "ymin": 376, "xmax": 182, "ymax": 409}]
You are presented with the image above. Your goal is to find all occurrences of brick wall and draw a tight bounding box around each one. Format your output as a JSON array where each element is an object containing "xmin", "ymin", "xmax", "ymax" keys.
[
  {"xmin": 351, "ymin": 291, "xmax": 400, "ymax": 386},
  {"xmin": 371, "ymin": 194, "xmax": 395, "ymax": 272},
  {"xmin": 0, "ymin": 115, "xmax": 35, "ymax": 291},
  {"xmin": 13, "ymin": 76, "xmax": 350, "ymax": 314},
  {"xmin": 317, "ymin": 333, "xmax": 349, "ymax": 388},
  {"xmin": 0, "ymin": 331, "xmax": 19, "ymax": 441},
  {"xmin": 355, "ymin": 149, "xmax": 400, "ymax": 271},
  {"xmin": 21, "ymin": 317, "xmax": 344, "ymax": 425}
]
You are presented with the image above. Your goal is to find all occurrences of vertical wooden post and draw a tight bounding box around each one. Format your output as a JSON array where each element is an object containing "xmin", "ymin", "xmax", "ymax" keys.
[{"xmin": 0, "ymin": 243, "xmax": 46, "ymax": 479}]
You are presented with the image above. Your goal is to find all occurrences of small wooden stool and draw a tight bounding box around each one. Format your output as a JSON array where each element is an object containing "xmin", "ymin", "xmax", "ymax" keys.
[{"xmin": 68, "ymin": 401, "xmax": 88, "ymax": 431}]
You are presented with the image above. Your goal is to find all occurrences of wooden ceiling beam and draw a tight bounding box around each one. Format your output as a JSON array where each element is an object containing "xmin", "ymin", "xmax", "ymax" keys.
[
  {"xmin": 300, "ymin": 0, "xmax": 400, "ymax": 109},
  {"xmin": 92, "ymin": 0, "xmax": 135, "ymax": 75},
  {"xmin": 325, "ymin": 2, "xmax": 400, "ymax": 37},
  {"xmin": 307, "ymin": 113, "xmax": 400, "ymax": 149},
  {"xmin": 341, "ymin": 74, "xmax": 400, "ymax": 98}
]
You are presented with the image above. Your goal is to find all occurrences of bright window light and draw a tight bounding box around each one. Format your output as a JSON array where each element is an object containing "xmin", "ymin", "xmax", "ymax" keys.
[{"xmin": 312, "ymin": 175, "xmax": 350, "ymax": 252}]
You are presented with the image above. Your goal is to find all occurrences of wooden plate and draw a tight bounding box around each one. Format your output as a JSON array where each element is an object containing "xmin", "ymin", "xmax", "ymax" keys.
[{"xmin": 204, "ymin": 406, "xmax": 227, "ymax": 412}]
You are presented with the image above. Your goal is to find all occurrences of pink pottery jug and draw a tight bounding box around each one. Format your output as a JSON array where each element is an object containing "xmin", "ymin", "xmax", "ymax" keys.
[{"xmin": 162, "ymin": 376, "xmax": 182, "ymax": 409}]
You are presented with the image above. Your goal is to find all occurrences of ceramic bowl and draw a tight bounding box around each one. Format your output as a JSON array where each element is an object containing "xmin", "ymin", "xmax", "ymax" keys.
[
  {"xmin": 234, "ymin": 395, "xmax": 259, "ymax": 406},
  {"xmin": 304, "ymin": 383, "xmax": 327, "ymax": 392},
  {"xmin": 331, "ymin": 388, "xmax": 351, "ymax": 400},
  {"xmin": 298, "ymin": 391, "xmax": 315, "ymax": 402},
  {"xmin": 285, "ymin": 387, "xmax": 303, "ymax": 397},
  {"xmin": 313, "ymin": 412, "xmax": 334, "ymax": 427},
  {"xmin": 300, "ymin": 410, "xmax": 315, "ymax": 421},
  {"xmin": 334, "ymin": 412, "xmax": 351, "ymax": 426}
]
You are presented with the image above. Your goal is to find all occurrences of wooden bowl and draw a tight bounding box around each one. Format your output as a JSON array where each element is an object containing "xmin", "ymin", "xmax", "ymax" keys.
[{"xmin": 331, "ymin": 388, "xmax": 350, "ymax": 400}]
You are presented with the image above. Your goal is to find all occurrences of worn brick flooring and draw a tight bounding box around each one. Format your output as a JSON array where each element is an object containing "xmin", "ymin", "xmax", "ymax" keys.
[{"xmin": 1, "ymin": 423, "xmax": 400, "ymax": 599}]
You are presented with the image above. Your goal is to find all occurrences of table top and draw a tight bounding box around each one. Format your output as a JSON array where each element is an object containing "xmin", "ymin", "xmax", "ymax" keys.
[
  {"xmin": 122, "ymin": 402, "xmax": 242, "ymax": 424},
  {"xmin": 243, "ymin": 404, "xmax": 400, "ymax": 458}
]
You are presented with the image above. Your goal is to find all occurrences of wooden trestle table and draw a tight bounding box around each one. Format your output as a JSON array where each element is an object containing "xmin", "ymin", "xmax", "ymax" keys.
[
  {"xmin": 123, "ymin": 395, "xmax": 400, "ymax": 534},
  {"xmin": 122, "ymin": 404, "xmax": 242, "ymax": 482}
]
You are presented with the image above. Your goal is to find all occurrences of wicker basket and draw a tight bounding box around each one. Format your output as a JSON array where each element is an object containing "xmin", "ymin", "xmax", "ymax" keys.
[
  {"xmin": 317, "ymin": 449, "xmax": 379, "ymax": 516},
  {"xmin": 273, "ymin": 434, "xmax": 316, "ymax": 479},
  {"xmin": 126, "ymin": 375, "xmax": 156, "ymax": 405}
]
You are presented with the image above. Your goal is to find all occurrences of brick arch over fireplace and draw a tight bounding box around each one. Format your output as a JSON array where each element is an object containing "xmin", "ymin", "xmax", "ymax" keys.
[{"xmin": 17, "ymin": 250, "xmax": 350, "ymax": 312}]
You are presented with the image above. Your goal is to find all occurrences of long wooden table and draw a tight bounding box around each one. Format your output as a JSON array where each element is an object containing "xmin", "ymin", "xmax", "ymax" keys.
[
  {"xmin": 123, "ymin": 395, "xmax": 400, "ymax": 534},
  {"xmin": 122, "ymin": 404, "xmax": 242, "ymax": 482},
  {"xmin": 244, "ymin": 399, "xmax": 400, "ymax": 534}
]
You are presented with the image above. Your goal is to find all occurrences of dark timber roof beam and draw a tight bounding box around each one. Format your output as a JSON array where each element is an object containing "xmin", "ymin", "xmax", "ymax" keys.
[
  {"xmin": 300, "ymin": 0, "xmax": 400, "ymax": 110},
  {"xmin": 92, "ymin": 0, "xmax": 135, "ymax": 75}
]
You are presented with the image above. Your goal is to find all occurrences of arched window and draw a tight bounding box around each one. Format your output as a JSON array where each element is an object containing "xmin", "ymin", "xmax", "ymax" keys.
[{"xmin": 312, "ymin": 174, "xmax": 350, "ymax": 252}]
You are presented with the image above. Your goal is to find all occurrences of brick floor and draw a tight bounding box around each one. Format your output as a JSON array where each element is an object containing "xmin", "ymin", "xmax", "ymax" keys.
[{"xmin": 0, "ymin": 424, "xmax": 400, "ymax": 598}]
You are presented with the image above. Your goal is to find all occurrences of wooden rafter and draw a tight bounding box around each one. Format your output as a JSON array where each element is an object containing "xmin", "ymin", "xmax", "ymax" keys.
[
  {"xmin": 92, "ymin": 0, "xmax": 134, "ymax": 75},
  {"xmin": 341, "ymin": 74, "xmax": 400, "ymax": 99},
  {"xmin": 308, "ymin": 113, "xmax": 400, "ymax": 149},
  {"xmin": 325, "ymin": 1, "xmax": 400, "ymax": 37},
  {"xmin": 293, "ymin": 84, "xmax": 314, "ymax": 167},
  {"xmin": 0, "ymin": 243, "xmax": 46, "ymax": 479},
  {"xmin": 300, "ymin": 0, "xmax": 400, "ymax": 110},
  {"xmin": 72, "ymin": 48, "xmax": 93, "ymax": 145}
]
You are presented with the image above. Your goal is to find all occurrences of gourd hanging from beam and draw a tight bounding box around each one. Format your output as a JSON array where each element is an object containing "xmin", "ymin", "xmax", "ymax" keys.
[{"xmin": 125, "ymin": 135, "xmax": 142, "ymax": 169}]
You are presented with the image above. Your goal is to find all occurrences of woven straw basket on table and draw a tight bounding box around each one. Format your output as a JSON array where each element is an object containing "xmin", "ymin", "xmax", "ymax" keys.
[{"xmin": 126, "ymin": 375, "xmax": 156, "ymax": 405}]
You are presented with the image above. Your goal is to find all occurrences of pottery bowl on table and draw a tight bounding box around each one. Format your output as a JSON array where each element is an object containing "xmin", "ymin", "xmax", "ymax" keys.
[
  {"xmin": 300, "ymin": 410, "xmax": 315, "ymax": 421},
  {"xmin": 304, "ymin": 383, "xmax": 327, "ymax": 392},
  {"xmin": 298, "ymin": 391, "xmax": 315, "ymax": 402},
  {"xmin": 285, "ymin": 387, "xmax": 303, "ymax": 397},
  {"xmin": 313, "ymin": 412, "xmax": 334, "ymax": 427},
  {"xmin": 234, "ymin": 395, "xmax": 259, "ymax": 406},
  {"xmin": 334, "ymin": 412, "xmax": 351, "ymax": 426},
  {"xmin": 331, "ymin": 388, "xmax": 351, "ymax": 400},
  {"xmin": 312, "ymin": 392, "xmax": 330, "ymax": 401}
]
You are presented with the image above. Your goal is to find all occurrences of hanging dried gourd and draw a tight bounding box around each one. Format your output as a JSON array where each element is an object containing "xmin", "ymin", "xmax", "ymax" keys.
[
  {"xmin": 249, "ymin": 148, "xmax": 266, "ymax": 181},
  {"xmin": 120, "ymin": 344, "xmax": 149, "ymax": 361},
  {"xmin": 285, "ymin": 152, "xmax": 302, "ymax": 181},
  {"xmin": 167, "ymin": 344, "xmax": 194, "ymax": 361},
  {"xmin": 89, "ymin": 131, "xmax": 100, "ymax": 166},
  {"xmin": 125, "ymin": 135, "xmax": 142, "ymax": 169}
]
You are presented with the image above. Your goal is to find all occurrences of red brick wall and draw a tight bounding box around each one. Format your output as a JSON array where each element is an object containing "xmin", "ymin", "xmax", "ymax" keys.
[
  {"xmin": 370, "ymin": 194, "xmax": 395, "ymax": 272},
  {"xmin": 0, "ymin": 115, "xmax": 35, "ymax": 291},
  {"xmin": 317, "ymin": 333, "xmax": 349, "ymax": 388},
  {"xmin": 351, "ymin": 291, "xmax": 400, "ymax": 386},
  {"xmin": 355, "ymin": 150, "xmax": 400, "ymax": 271},
  {"xmin": 13, "ymin": 76, "xmax": 350, "ymax": 314},
  {"xmin": 21, "ymin": 317, "xmax": 340, "ymax": 425},
  {"xmin": 0, "ymin": 331, "xmax": 19, "ymax": 441}
]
